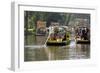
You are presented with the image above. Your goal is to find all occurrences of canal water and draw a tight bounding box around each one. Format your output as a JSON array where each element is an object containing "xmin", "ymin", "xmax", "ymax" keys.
[{"xmin": 24, "ymin": 35, "xmax": 90, "ymax": 61}]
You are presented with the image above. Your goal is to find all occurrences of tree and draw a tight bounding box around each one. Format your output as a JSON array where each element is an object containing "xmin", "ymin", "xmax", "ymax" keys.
[{"xmin": 46, "ymin": 13, "xmax": 63, "ymax": 27}]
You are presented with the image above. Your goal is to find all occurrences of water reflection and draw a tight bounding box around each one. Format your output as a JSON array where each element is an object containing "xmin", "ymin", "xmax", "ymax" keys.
[
  {"xmin": 24, "ymin": 35, "xmax": 90, "ymax": 61},
  {"xmin": 24, "ymin": 34, "xmax": 48, "ymax": 45}
]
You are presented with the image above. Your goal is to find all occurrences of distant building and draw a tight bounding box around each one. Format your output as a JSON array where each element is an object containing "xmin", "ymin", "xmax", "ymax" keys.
[
  {"xmin": 36, "ymin": 20, "xmax": 46, "ymax": 35},
  {"xmin": 36, "ymin": 20, "xmax": 46, "ymax": 29}
]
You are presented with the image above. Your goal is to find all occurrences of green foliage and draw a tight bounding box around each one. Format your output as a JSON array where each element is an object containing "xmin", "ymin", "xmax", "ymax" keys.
[{"xmin": 24, "ymin": 11, "xmax": 90, "ymax": 35}]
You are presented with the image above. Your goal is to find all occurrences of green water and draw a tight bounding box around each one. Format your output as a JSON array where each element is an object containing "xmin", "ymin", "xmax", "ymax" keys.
[{"xmin": 24, "ymin": 35, "xmax": 90, "ymax": 61}]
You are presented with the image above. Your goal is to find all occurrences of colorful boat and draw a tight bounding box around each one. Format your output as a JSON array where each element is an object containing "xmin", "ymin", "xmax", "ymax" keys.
[
  {"xmin": 46, "ymin": 26, "xmax": 70, "ymax": 46},
  {"xmin": 75, "ymin": 27, "xmax": 90, "ymax": 44}
]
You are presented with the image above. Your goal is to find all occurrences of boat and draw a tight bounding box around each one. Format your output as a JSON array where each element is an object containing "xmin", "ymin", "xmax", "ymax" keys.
[
  {"xmin": 46, "ymin": 40, "xmax": 67, "ymax": 46},
  {"xmin": 46, "ymin": 26, "xmax": 70, "ymax": 46},
  {"xmin": 75, "ymin": 27, "xmax": 90, "ymax": 44},
  {"xmin": 35, "ymin": 27, "xmax": 46, "ymax": 36},
  {"xmin": 76, "ymin": 39, "xmax": 90, "ymax": 44}
]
